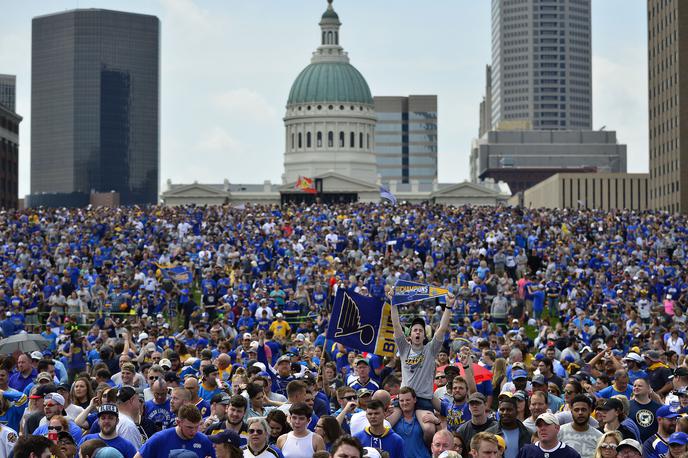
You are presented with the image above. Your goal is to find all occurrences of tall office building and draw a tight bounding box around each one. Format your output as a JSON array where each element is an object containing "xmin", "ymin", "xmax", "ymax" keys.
[
  {"xmin": 0, "ymin": 75, "xmax": 16, "ymax": 112},
  {"xmin": 490, "ymin": 0, "xmax": 592, "ymax": 130},
  {"xmin": 30, "ymin": 9, "xmax": 159, "ymax": 207},
  {"xmin": 374, "ymin": 95, "xmax": 437, "ymax": 184},
  {"xmin": 648, "ymin": 1, "xmax": 688, "ymax": 212}
]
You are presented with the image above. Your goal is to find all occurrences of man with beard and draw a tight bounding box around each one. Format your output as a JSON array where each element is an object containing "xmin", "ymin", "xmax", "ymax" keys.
[
  {"xmin": 205, "ymin": 394, "xmax": 249, "ymax": 446},
  {"xmin": 79, "ymin": 404, "xmax": 137, "ymax": 458},
  {"xmin": 486, "ymin": 396, "xmax": 531, "ymax": 458},
  {"xmin": 642, "ymin": 405, "xmax": 679, "ymax": 458},
  {"xmin": 557, "ymin": 395, "xmax": 602, "ymax": 458},
  {"xmin": 440, "ymin": 376, "xmax": 471, "ymax": 432},
  {"xmin": 457, "ymin": 393, "xmax": 496, "ymax": 450}
]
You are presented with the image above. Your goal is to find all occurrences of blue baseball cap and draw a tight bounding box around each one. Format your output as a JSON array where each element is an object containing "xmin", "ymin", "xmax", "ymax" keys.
[
  {"xmin": 669, "ymin": 432, "xmax": 688, "ymax": 445},
  {"xmin": 512, "ymin": 370, "xmax": 528, "ymax": 380},
  {"xmin": 657, "ymin": 405, "xmax": 680, "ymax": 419}
]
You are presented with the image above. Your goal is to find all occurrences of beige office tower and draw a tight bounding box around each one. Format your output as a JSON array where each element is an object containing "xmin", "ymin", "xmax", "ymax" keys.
[{"xmin": 648, "ymin": 1, "xmax": 688, "ymax": 212}]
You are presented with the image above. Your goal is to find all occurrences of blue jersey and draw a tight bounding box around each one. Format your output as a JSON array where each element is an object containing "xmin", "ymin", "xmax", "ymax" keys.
[
  {"xmin": 139, "ymin": 427, "xmax": 216, "ymax": 458},
  {"xmin": 0, "ymin": 390, "xmax": 28, "ymax": 432},
  {"xmin": 354, "ymin": 426, "xmax": 405, "ymax": 458},
  {"xmin": 643, "ymin": 434, "xmax": 669, "ymax": 458},
  {"xmin": 79, "ymin": 434, "xmax": 137, "ymax": 458}
]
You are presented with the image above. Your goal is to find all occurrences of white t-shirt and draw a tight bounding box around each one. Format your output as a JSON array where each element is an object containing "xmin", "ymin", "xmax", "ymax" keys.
[
  {"xmin": 0, "ymin": 425, "xmax": 18, "ymax": 458},
  {"xmin": 349, "ymin": 410, "xmax": 392, "ymax": 436},
  {"xmin": 118, "ymin": 412, "xmax": 143, "ymax": 449}
]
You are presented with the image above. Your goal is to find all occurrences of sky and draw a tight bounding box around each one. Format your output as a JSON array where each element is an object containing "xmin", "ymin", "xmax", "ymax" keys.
[{"xmin": 1, "ymin": 0, "xmax": 648, "ymax": 197}]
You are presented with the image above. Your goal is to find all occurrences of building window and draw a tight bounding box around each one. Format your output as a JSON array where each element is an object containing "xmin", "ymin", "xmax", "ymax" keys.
[
  {"xmin": 339, "ymin": 132, "xmax": 345, "ymax": 147},
  {"xmin": 317, "ymin": 132, "xmax": 322, "ymax": 147},
  {"xmin": 327, "ymin": 31, "xmax": 333, "ymax": 44},
  {"xmin": 307, "ymin": 132, "xmax": 312, "ymax": 148},
  {"xmin": 291, "ymin": 133, "xmax": 294, "ymax": 149},
  {"xmin": 350, "ymin": 132, "xmax": 355, "ymax": 147},
  {"xmin": 367, "ymin": 133, "xmax": 370, "ymax": 149},
  {"xmin": 298, "ymin": 133, "xmax": 302, "ymax": 148},
  {"xmin": 359, "ymin": 133, "xmax": 363, "ymax": 149},
  {"xmin": 328, "ymin": 131, "xmax": 334, "ymax": 147}
]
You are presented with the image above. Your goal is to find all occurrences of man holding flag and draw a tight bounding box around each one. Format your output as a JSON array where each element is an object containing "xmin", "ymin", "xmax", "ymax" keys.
[{"xmin": 387, "ymin": 285, "xmax": 454, "ymax": 444}]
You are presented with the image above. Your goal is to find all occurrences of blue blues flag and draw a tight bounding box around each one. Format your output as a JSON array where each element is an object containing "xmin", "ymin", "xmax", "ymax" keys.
[
  {"xmin": 326, "ymin": 288, "xmax": 396, "ymax": 357},
  {"xmin": 392, "ymin": 280, "xmax": 449, "ymax": 306},
  {"xmin": 380, "ymin": 186, "xmax": 397, "ymax": 205},
  {"xmin": 155, "ymin": 263, "xmax": 193, "ymax": 285}
]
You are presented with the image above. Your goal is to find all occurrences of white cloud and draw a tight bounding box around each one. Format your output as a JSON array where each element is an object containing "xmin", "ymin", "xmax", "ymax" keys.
[{"xmin": 213, "ymin": 89, "xmax": 278, "ymax": 122}]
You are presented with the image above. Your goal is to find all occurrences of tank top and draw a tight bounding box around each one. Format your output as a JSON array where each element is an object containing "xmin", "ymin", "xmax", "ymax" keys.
[{"xmin": 281, "ymin": 431, "xmax": 315, "ymax": 458}]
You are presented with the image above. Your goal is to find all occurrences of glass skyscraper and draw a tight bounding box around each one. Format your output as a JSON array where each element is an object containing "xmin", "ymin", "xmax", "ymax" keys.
[
  {"xmin": 30, "ymin": 9, "xmax": 159, "ymax": 207},
  {"xmin": 0, "ymin": 75, "xmax": 16, "ymax": 113},
  {"xmin": 490, "ymin": 0, "xmax": 592, "ymax": 130},
  {"xmin": 374, "ymin": 95, "xmax": 438, "ymax": 184}
]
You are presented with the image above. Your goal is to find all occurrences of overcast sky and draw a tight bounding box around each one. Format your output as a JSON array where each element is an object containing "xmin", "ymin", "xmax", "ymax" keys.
[{"xmin": 1, "ymin": 0, "xmax": 647, "ymax": 196}]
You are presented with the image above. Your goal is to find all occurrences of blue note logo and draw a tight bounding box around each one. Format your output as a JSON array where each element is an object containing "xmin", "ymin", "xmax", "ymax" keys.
[{"xmin": 335, "ymin": 292, "xmax": 375, "ymax": 345}]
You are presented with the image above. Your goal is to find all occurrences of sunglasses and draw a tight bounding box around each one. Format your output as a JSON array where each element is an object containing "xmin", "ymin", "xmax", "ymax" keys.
[
  {"xmin": 48, "ymin": 426, "xmax": 63, "ymax": 431},
  {"xmin": 600, "ymin": 444, "xmax": 617, "ymax": 450},
  {"xmin": 435, "ymin": 375, "xmax": 446, "ymax": 380},
  {"xmin": 248, "ymin": 429, "xmax": 264, "ymax": 435},
  {"xmin": 342, "ymin": 395, "xmax": 357, "ymax": 401},
  {"xmin": 44, "ymin": 403, "xmax": 59, "ymax": 409},
  {"xmin": 564, "ymin": 390, "xmax": 575, "ymax": 395},
  {"xmin": 149, "ymin": 376, "xmax": 159, "ymax": 381}
]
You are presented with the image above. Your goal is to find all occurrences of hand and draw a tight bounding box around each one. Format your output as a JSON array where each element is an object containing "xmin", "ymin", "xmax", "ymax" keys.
[{"xmin": 345, "ymin": 401, "xmax": 357, "ymax": 413}]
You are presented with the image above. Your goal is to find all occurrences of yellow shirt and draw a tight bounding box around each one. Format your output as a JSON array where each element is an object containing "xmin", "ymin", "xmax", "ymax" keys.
[{"xmin": 269, "ymin": 320, "xmax": 291, "ymax": 339}]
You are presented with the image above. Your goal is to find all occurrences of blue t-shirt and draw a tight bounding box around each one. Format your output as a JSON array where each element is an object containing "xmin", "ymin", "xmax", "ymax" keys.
[
  {"xmin": 504, "ymin": 427, "xmax": 521, "ymax": 458},
  {"xmin": 597, "ymin": 384, "xmax": 633, "ymax": 399},
  {"xmin": 439, "ymin": 400, "xmax": 471, "ymax": 432},
  {"xmin": 144, "ymin": 399, "xmax": 173, "ymax": 429},
  {"xmin": 643, "ymin": 434, "xmax": 669, "ymax": 458},
  {"xmin": 516, "ymin": 442, "xmax": 582, "ymax": 458},
  {"xmin": 79, "ymin": 434, "xmax": 137, "ymax": 458},
  {"xmin": 393, "ymin": 416, "xmax": 431, "ymax": 458},
  {"xmin": 34, "ymin": 420, "xmax": 83, "ymax": 443},
  {"xmin": 139, "ymin": 427, "xmax": 216, "ymax": 458}
]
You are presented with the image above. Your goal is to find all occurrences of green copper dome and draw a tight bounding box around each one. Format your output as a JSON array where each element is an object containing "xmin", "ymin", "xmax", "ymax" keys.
[
  {"xmin": 287, "ymin": 62, "xmax": 373, "ymax": 105},
  {"xmin": 321, "ymin": 8, "xmax": 339, "ymax": 20}
]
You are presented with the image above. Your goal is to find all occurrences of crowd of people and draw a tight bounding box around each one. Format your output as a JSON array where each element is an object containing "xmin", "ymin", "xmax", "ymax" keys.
[{"xmin": 0, "ymin": 203, "xmax": 686, "ymax": 458}]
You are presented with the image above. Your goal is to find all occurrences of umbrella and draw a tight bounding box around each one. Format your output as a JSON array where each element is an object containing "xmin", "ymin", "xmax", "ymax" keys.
[{"xmin": 0, "ymin": 333, "xmax": 50, "ymax": 355}]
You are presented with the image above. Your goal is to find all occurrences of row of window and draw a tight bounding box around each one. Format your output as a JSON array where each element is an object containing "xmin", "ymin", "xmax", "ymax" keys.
[{"xmin": 290, "ymin": 131, "xmax": 370, "ymax": 150}]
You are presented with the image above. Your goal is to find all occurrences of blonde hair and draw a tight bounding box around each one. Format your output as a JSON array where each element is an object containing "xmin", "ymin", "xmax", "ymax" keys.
[
  {"xmin": 594, "ymin": 431, "xmax": 622, "ymax": 458},
  {"xmin": 492, "ymin": 358, "xmax": 507, "ymax": 386}
]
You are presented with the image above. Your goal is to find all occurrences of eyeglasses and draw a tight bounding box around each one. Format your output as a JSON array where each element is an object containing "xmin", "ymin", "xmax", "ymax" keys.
[
  {"xmin": 342, "ymin": 395, "xmax": 357, "ymax": 401},
  {"xmin": 435, "ymin": 375, "xmax": 447, "ymax": 380},
  {"xmin": 564, "ymin": 390, "xmax": 575, "ymax": 395},
  {"xmin": 600, "ymin": 444, "xmax": 617, "ymax": 450},
  {"xmin": 48, "ymin": 426, "xmax": 63, "ymax": 431},
  {"xmin": 149, "ymin": 376, "xmax": 159, "ymax": 381},
  {"xmin": 248, "ymin": 429, "xmax": 264, "ymax": 435}
]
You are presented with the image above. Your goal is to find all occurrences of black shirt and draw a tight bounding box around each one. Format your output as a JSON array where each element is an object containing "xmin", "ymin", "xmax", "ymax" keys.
[
  {"xmin": 457, "ymin": 417, "xmax": 497, "ymax": 451},
  {"xmin": 517, "ymin": 442, "xmax": 581, "ymax": 458}
]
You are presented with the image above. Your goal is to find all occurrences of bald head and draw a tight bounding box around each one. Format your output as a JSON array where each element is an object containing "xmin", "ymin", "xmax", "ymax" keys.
[
  {"xmin": 372, "ymin": 389, "xmax": 391, "ymax": 409},
  {"xmin": 216, "ymin": 354, "xmax": 231, "ymax": 369}
]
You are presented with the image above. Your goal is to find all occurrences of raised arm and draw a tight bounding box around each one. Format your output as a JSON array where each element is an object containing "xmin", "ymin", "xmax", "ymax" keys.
[
  {"xmin": 387, "ymin": 286, "xmax": 404, "ymax": 339},
  {"xmin": 434, "ymin": 293, "xmax": 454, "ymax": 342}
]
